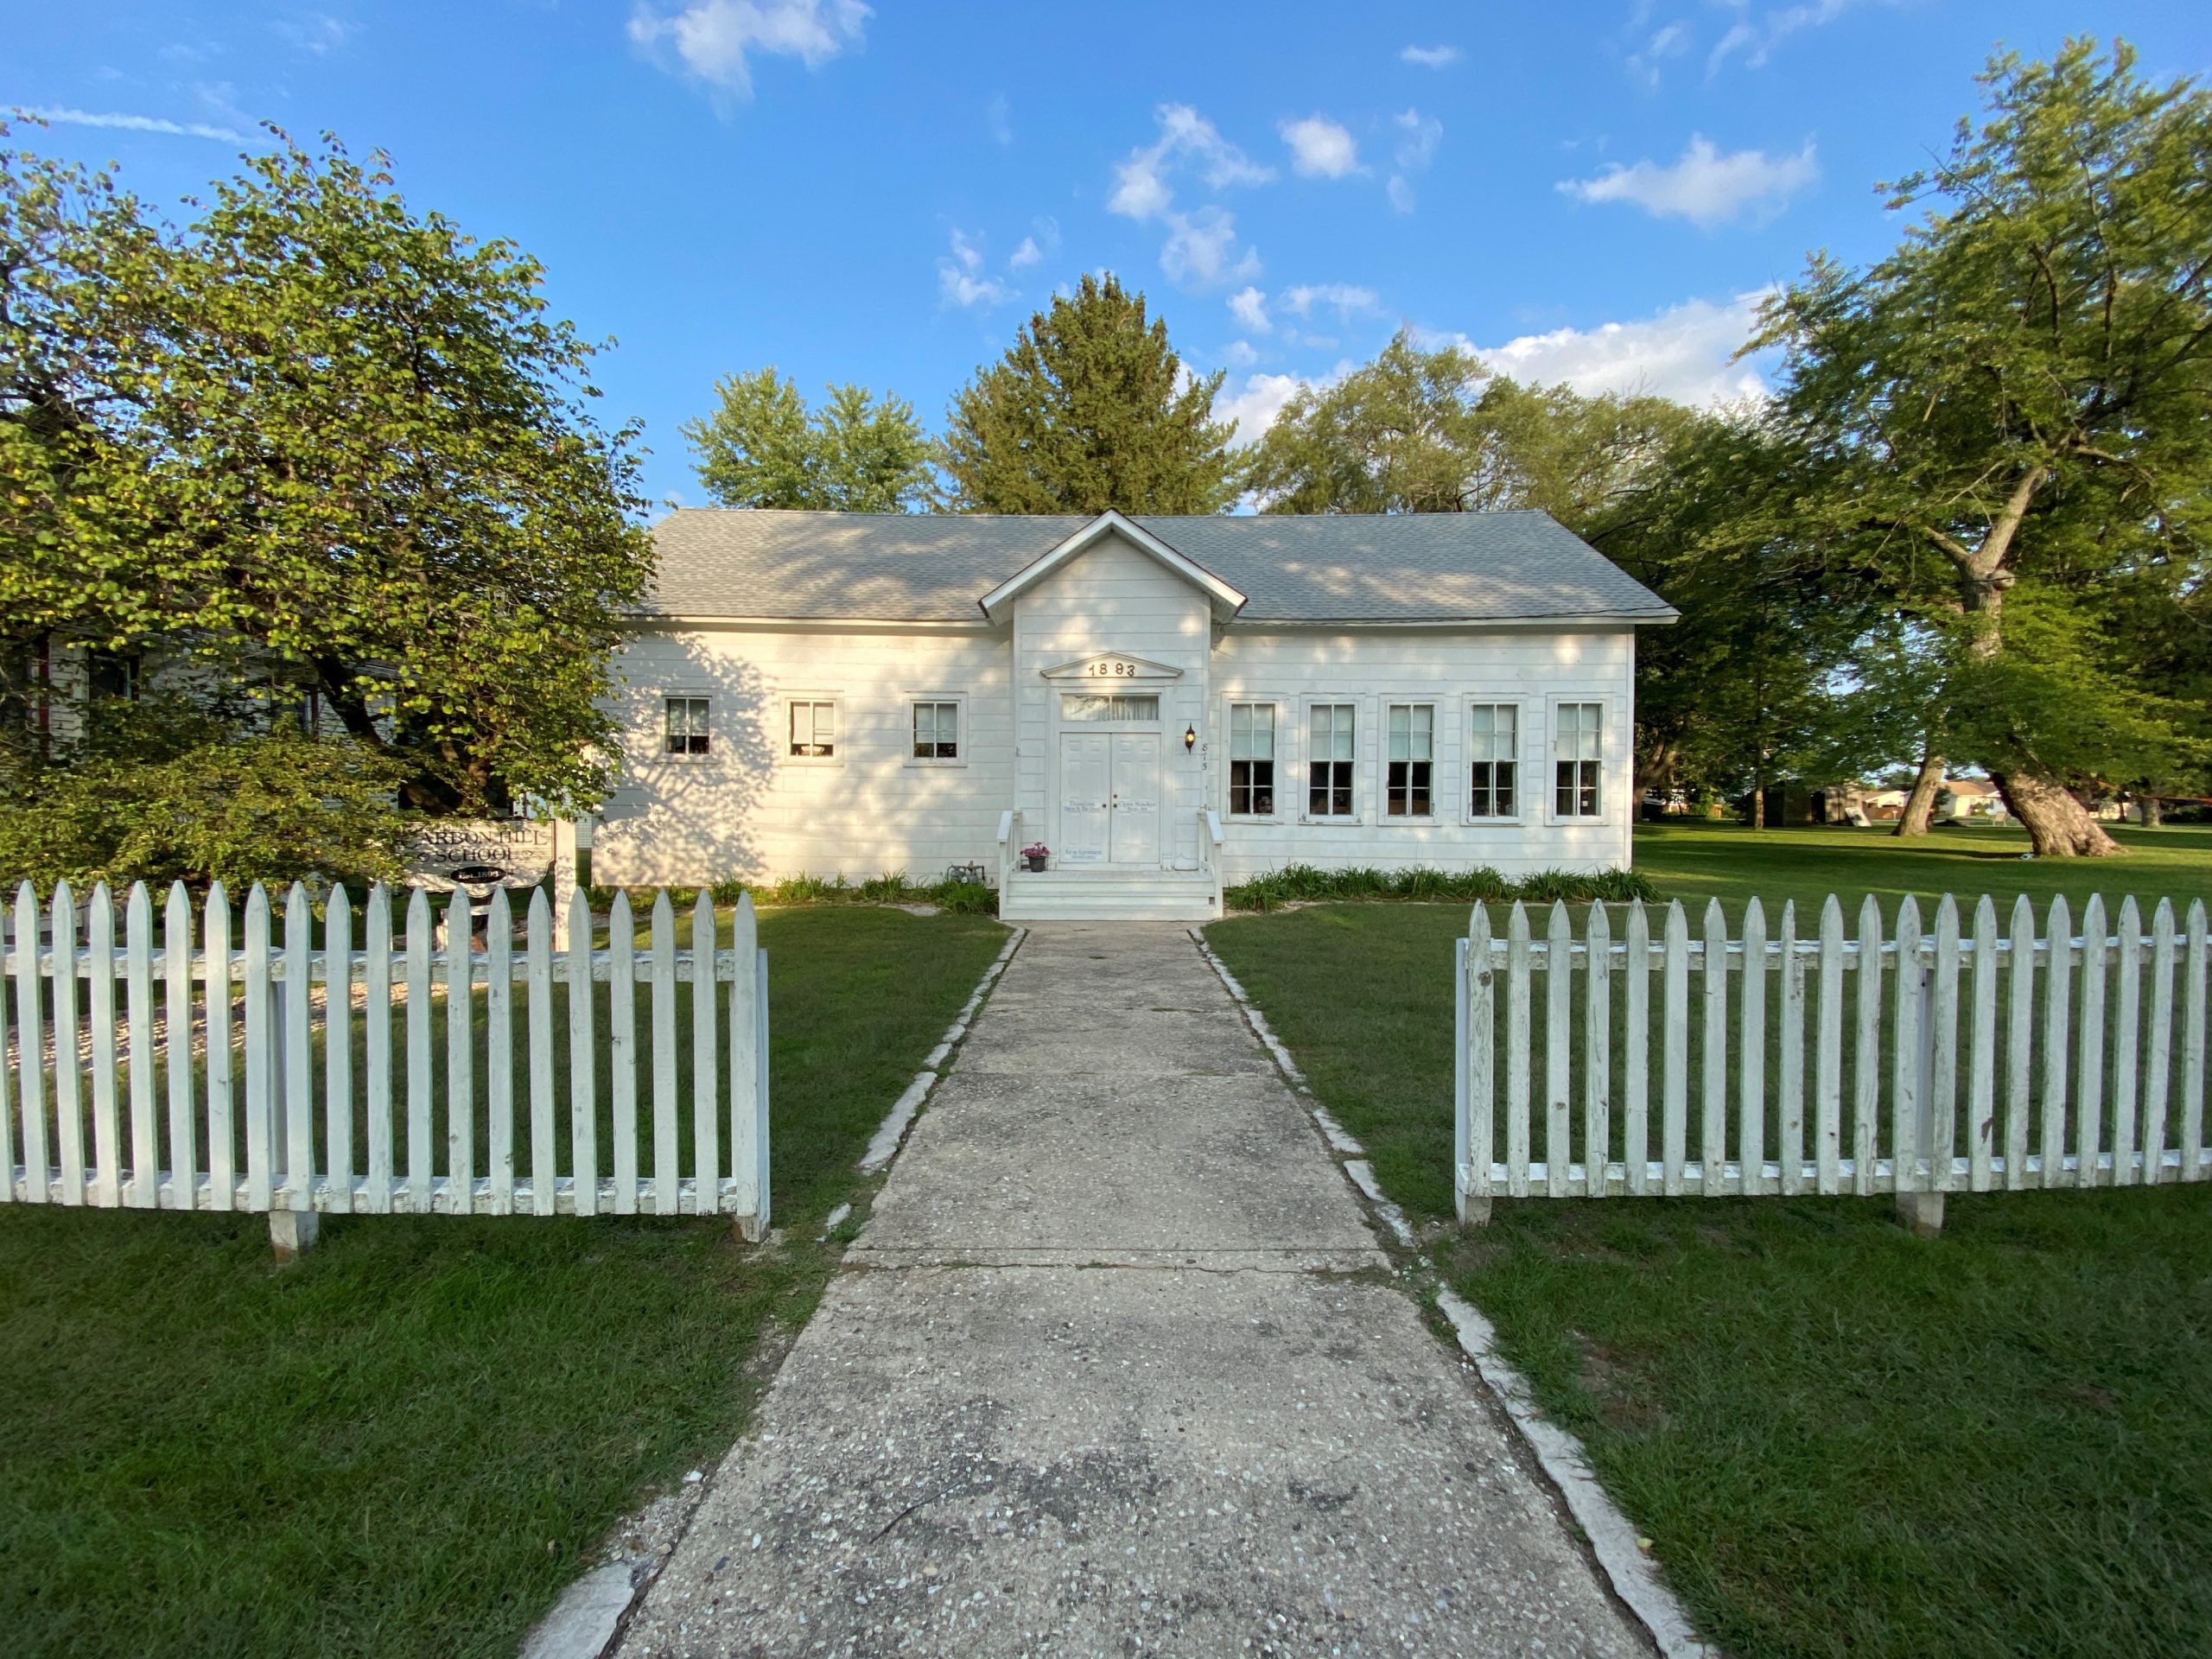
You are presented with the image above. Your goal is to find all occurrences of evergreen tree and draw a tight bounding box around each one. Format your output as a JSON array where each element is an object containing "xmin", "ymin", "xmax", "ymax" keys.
[
  {"xmin": 942, "ymin": 274, "xmax": 1240, "ymax": 514},
  {"xmin": 683, "ymin": 369, "xmax": 933, "ymax": 512}
]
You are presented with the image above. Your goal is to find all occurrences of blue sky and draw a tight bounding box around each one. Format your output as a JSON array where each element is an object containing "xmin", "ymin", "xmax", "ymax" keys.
[{"xmin": 9, "ymin": 2, "xmax": 2210, "ymax": 507}]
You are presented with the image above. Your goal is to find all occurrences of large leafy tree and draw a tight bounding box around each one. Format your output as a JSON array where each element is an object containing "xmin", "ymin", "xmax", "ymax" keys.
[
  {"xmin": 683, "ymin": 367, "xmax": 933, "ymax": 511},
  {"xmin": 1, "ymin": 125, "xmax": 653, "ymax": 819},
  {"xmin": 1754, "ymin": 40, "xmax": 2212, "ymax": 855},
  {"xmin": 942, "ymin": 273, "xmax": 1240, "ymax": 514}
]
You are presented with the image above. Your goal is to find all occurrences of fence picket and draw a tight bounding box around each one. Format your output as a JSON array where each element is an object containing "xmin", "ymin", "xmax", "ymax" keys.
[
  {"xmin": 51, "ymin": 884, "xmax": 84, "ymax": 1206},
  {"xmin": 405, "ymin": 887, "xmax": 434, "ymax": 1212},
  {"xmin": 1623, "ymin": 901, "xmax": 1649, "ymax": 1196},
  {"xmin": 1853, "ymin": 897, "xmax": 1883, "ymax": 1196},
  {"xmin": 609, "ymin": 893, "xmax": 639, "ymax": 1214},
  {"xmin": 527, "ymin": 889, "xmax": 556, "ymax": 1217},
  {"xmin": 326, "ymin": 886, "xmax": 353, "ymax": 1211},
  {"xmin": 486, "ymin": 888, "xmax": 515, "ymax": 1215},
  {"xmin": 1930, "ymin": 896, "xmax": 1961, "ymax": 1193},
  {"xmin": 2077, "ymin": 895, "xmax": 2107, "ymax": 1188},
  {"xmin": 283, "ymin": 884, "xmax": 314, "ymax": 1212},
  {"xmin": 2005, "ymin": 894, "xmax": 2035, "ymax": 1190},
  {"xmin": 445, "ymin": 889, "xmax": 474, "ymax": 1214},
  {"xmin": 89, "ymin": 885, "xmax": 121, "ymax": 1208},
  {"xmin": 1967, "ymin": 896, "xmax": 1998, "ymax": 1193},
  {"xmin": 1584, "ymin": 901, "xmax": 1611, "ymax": 1197},
  {"xmin": 651, "ymin": 891, "xmax": 680, "ymax": 1216},
  {"xmin": 0, "ymin": 889, "xmax": 15, "ymax": 1199},
  {"xmin": 690, "ymin": 892, "xmax": 718, "ymax": 1215},
  {"xmin": 569, "ymin": 889, "xmax": 599, "ymax": 1218},
  {"xmin": 125, "ymin": 883, "xmax": 156, "ymax": 1208},
  {"xmin": 164, "ymin": 883, "xmax": 195, "ymax": 1210},
  {"xmin": 1545, "ymin": 901, "xmax": 1571, "ymax": 1198},
  {"xmin": 2144, "ymin": 899, "xmax": 2176, "ymax": 1185},
  {"xmin": 243, "ymin": 886, "xmax": 273, "ymax": 1213},
  {"xmin": 205, "ymin": 885, "xmax": 234, "ymax": 1211},
  {"xmin": 2183, "ymin": 901, "xmax": 2208, "ymax": 1181},
  {"xmin": 1701, "ymin": 899, "xmax": 1728, "ymax": 1193},
  {"xmin": 1504, "ymin": 903, "xmax": 1531, "ymax": 1198},
  {"xmin": 364, "ymin": 884, "xmax": 392, "ymax": 1215},
  {"xmin": 2113, "ymin": 898, "xmax": 2142, "ymax": 1185},
  {"xmin": 2042, "ymin": 895, "xmax": 2073, "ymax": 1189},
  {"xmin": 1662, "ymin": 901, "xmax": 1688, "ymax": 1196},
  {"xmin": 1740, "ymin": 898, "xmax": 1767, "ymax": 1195},
  {"xmin": 1891, "ymin": 896, "xmax": 1923, "ymax": 1197},
  {"xmin": 1777, "ymin": 901, "xmax": 1805, "ymax": 1195},
  {"xmin": 1815, "ymin": 897, "xmax": 1843, "ymax": 1195},
  {"xmin": 14, "ymin": 884, "xmax": 49, "ymax": 1205},
  {"xmin": 1461, "ymin": 907, "xmax": 1492, "ymax": 1219},
  {"xmin": 729, "ymin": 893, "xmax": 763, "ymax": 1230}
]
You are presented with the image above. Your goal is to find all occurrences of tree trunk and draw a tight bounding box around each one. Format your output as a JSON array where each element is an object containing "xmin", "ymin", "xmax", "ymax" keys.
[
  {"xmin": 1993, "ymin": 771, "xmax": 2125, "ymax": 856},
  {"xmin": 1894, "ymin": 753, "xmax": 1944, "ymax": 837},
  {"xmin": 2145, "ymin": 794, "xmax": 2164, "ymax": 829}
]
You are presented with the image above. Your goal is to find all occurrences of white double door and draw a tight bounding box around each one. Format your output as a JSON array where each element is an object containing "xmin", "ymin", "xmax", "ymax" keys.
[{"xmin": 1058, "ymin": 731, "xmax": 1161, "ymax": 866}]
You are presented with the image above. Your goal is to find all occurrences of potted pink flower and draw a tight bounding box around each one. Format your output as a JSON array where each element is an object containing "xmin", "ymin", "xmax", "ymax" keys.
[{"xmin": 1020, "ymin": 842, "xmax": 1050, "ymax": 872}]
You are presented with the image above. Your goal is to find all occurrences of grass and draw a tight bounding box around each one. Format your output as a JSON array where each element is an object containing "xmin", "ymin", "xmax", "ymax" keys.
[
  {"xmin": 1205, "ymin": 820, "xmax": 2212, "ymax": 1659},
  {"xmin": 0, "ymin": 906, "xmax": 1007, "ymax": 1659}
]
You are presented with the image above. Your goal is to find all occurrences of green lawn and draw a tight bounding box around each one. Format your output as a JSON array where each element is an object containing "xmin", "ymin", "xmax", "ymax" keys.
[
  {"xmin": 0, "ymin": 907, "xmax": 1007, "ymax": 1659},
  {"xmin": 1206, "ymin": 822, "xmax": 2212, "ymax": 1659}
]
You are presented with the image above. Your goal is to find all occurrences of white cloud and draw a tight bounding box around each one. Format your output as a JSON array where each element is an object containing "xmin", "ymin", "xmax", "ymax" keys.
[
  {"xmin": 1707, "ymin": 0, "xmax": 1868, "ymax": 76},
  {"xmin": 1280, "ymin": 114, "xmax": 1360, "ymax": 180},
  {"xmin": 1281, "ymin": 283, "xmax": 1379, "ymax": 320},
  {"xmin": 1228, "ymin": 285, "xmax": 1271, "ymax": 334},
  {"xmin": 1007, "ymin": 217, "xmax": 1058, "ymax": 270},
  {"xmin": 1466, "ymin": 292, "xmax": 1773, "ymax": 405},
  {"xmin": 1626, "ymin": 20, "xmax": 1688, "ymax": 87},
  {"xmin": 1160, "ymin": 207, "xmax": 1260, "ymax": 288},
  {"xmin": 1217, "ymin": 372, "xmax": 1310, "ymax": 445},
  {"xmin": 1008, "ymin": 238, "xmax": 1041, "ymax": 270},
  {"xmin": 273, "ymin": 12, "xmax": 354, "ymax": 54},
  {"xmin": 628, "ymin": 0, "xmax": 869, "ymax": 99},
  {"xmin": 1401, "ymin": 44, "xmax": 1461, "ymax": 67},
  {"xmin": 22, "ymin": 106, "xmax": 248, "ymax": 143},
  {"xmin": 1224, "ymin": 339, "xmax": 1261, "ymax": 368},
  {"xmin": 986, "ymin": 92, "xmax": 1012, "ymax": 146},
  {"xmin": 938, "ymin": 228, "xmax": 1015, "ymax": 308},
  {"xmin": 1388, "ymin": 108, "xmax": 1442, "ymax": 213},
  {"xmin": 1109, "ymin": 103, "xmax": 1274, "ymax": 221},
  {"xmin": 1558, "ymin": 134, "xmax": 1817, "ymax": 227}
]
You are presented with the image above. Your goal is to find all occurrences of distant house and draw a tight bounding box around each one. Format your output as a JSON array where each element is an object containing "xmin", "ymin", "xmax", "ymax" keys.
[
  {"xmin": 1936, "ymin": 778, "xmax": 2008, "ymax": 822},
  {"xmin": 592, "ymin": 508, "xmax": 1678, "ymax": 919}
]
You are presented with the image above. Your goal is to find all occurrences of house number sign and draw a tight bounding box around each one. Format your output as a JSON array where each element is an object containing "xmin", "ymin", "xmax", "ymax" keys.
[{"xmin": 1086, "ymin": 658, "xmax": 1145, "ymax": 678}]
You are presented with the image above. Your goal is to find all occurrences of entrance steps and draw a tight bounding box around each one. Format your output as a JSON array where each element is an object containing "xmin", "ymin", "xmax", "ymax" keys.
[{"xmin": 1000, "ymin": 866, "xmax": 1221, "ymax": 923}]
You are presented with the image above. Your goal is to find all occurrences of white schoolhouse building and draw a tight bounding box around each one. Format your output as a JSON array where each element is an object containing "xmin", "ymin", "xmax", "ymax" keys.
[{"xmin": 590, "ymin": 509, "xmax": 1675, "ymax": 920}]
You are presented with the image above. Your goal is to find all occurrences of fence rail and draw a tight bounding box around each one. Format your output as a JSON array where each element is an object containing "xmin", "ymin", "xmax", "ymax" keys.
[
  {"xmin": 1455, "ymin": 893, "xmax": 2209, "ymax": 1230},
  {"xmin": 3, "ymin": 880, "xmax": 770, "ymax": 1238}
]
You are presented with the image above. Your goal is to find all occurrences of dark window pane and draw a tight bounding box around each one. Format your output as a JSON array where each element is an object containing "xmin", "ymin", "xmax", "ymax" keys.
[{"xmin": 1497, "ymin": 766, "xmax": 1515, "ymax": 817}]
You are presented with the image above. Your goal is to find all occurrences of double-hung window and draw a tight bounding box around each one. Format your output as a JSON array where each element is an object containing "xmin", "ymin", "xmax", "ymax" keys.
[
  {"xmin": 788, "ymin": 698, "xmax": 836, "ymax": 759},
  {"xmin": 912, "ymin": 700, "xmax": 959, "ymax": 760},
  {"xmin": 1386, "ymin": 703, "xmax": 1434, "ymax": 817},
  {"xmin": 664, "ymin": 696, "xmax": 710, "ymax": 756},
  {"xmin": 1228, "ymin": 702, "xmax": 1275, "ymax": 817},
  {"xmin": 1307, "ymin": 702, "xmax": 1356, "ymax": 818},
  {"xmin": 1468, "ymin": 704, "xmax": 1518, "ymax": 818},
  {"xmin": 1553, "ymin": 702, "xmax": 1603, "ymax": 817}
]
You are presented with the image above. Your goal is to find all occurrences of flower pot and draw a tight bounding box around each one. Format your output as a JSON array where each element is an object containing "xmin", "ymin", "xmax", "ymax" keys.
[{"xmin": 1025, "ymin": 855, "xmax": 1048, "ymax": 872}]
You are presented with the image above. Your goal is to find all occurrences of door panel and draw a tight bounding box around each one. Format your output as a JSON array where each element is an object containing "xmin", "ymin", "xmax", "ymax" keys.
[
  {"xmin": 1058, "ymin": 734, "xmax": 1110, "ymax": 862},
  {"xmin": 1109, "ymin": 734, "xmax": 1161, "ymax": 865}
]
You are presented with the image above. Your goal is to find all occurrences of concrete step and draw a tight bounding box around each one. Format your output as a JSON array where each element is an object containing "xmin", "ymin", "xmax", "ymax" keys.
[{"xmin": 1001, "ymin": 868, "xmax": 1221, "ymax": 923}]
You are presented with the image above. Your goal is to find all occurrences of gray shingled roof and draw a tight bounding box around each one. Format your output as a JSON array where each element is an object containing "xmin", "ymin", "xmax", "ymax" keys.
[{"xmin": 643, "ymin": 509, "xmax": 1675, "ymax": 625}]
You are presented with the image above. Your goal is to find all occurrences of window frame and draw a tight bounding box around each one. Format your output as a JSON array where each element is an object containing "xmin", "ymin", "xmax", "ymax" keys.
[
  {"xmin": 782, "ymin": 692, "xmax": 844, "ymax": 767},
  {"xmin": 1300, "ymin": 697, "xmax": 1362, "ymax": 823},
  {"xmin": 906, "ymin": 693, "xmax": 968, "ymax": 768},
  {"xmin": 1221, "ymin": 696, "xmax": 1283, "ymax": 822},
  {"xmin": 660, "ymin": 692, "xmax": 713, "ymax": 760},
  {"xmin": 1382, "ymin": 701, "xmax": 1439, "ymax": 823},
  {"xmin": 1547, "ymin": 698, "xmax": 1608, "ymax": 823},
  {"xmin": 1463, "ymin": 698, "xmax": 1525, "ymax": 825}
]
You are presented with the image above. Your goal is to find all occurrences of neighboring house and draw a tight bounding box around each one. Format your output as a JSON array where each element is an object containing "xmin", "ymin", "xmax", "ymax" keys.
[
  {"xmin": 594, "ymin": 509, "xmax": 1676, "ymax": 921},
  {"xmin": 1936, "ymin": 778, "xmax": 2008, "ymax": 822}
]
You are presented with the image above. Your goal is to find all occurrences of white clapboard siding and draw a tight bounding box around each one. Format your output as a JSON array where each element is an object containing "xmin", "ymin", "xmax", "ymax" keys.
[
  {"xmin": 1, "ymin": 881, "xmax": 770, "ymax": 1232},
  {"xmin": 1454, "ymin": 890, "xmax": 2212, "ymax": 1218}
]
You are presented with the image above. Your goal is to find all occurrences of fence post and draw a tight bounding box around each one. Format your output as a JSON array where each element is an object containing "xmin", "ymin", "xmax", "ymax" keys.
[
  {"xmin": 1895, "ymin": 896, "xmax": 1944, "ymax": 1236},
  {"xmin": 1460, "ymin": 906, "xmax": 1494, "ymax": 1225}
]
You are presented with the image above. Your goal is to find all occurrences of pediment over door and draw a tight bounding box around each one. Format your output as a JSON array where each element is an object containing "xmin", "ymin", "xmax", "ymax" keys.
[{"xmin": 1039, "ymin": 652, "xmax": 1185, "ymax": 683}]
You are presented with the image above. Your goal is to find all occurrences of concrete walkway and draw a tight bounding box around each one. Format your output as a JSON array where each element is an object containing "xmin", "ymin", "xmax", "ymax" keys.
[{"xmin": 618, "ymin": 924, "xmax": 1649, "ymax": 1657}]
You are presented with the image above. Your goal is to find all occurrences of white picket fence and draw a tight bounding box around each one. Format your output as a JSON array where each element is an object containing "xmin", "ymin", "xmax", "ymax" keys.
[
  {"xmin": 2, "ymin": 880, "xmax": 770, "ymax": 1236},
  {"xmin": 1454, "ymin": 893, "xmax": 2211, "ymax": 1227}
]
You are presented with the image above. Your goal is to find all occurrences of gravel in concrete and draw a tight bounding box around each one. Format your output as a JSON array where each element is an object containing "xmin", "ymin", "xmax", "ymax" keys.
[{"xmin": 617, "ymin": 923, "xmax": 1649, "ymax": 1657}]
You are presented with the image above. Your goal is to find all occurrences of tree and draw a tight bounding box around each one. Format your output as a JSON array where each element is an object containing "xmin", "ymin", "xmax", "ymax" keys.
[
  {"xmin": 1753, "ymin": 40, "xmax": 2212, "ymax": 855},
  {"xmin": 942, "ymin": 273, "xmax": 1240, "ymax": 513},
  {"xmin": 683, "ymin": 368, "xmax": 933, "ymax": 511},
  {"xmin": 1, "ymin": 125, "xmax": 654, "ymax": 820}
]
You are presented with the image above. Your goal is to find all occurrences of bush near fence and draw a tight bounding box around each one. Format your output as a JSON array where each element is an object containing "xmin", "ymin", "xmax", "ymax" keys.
[
  {"xmin": 1455, "ymin": 892, "xmax": 2210, "ymax": 1230},
  {"xmin": 582, "ymin": 874, "xmax": 999, "ymax": 916},
  {"xmin": 1228, "ymin": 863, "xmax": 1660, "ymax": 912}
]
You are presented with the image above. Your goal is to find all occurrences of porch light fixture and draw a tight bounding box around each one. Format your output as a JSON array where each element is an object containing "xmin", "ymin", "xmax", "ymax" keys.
[{"xmin": 1184, "ymin": 724, "xmax": 1197, "ymax": 752}]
